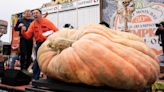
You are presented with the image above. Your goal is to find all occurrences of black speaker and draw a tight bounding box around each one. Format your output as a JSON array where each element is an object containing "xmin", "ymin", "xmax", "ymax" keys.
[
  {"xmin": 0, "ymin": 62, "xmax": 4, "ymax": 77},
  {"xmin": 1, "ymin": 69, "xmax": 31, "ymax": 86},
  {"xmin": 3, "ymin": 45, "xmax": 11, "ymax": 55}
]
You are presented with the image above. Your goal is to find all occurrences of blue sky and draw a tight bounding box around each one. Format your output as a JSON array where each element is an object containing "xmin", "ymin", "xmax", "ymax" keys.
[{"xmin": 0, "ymin": 0, "xmax": 51, "ymax": 42}]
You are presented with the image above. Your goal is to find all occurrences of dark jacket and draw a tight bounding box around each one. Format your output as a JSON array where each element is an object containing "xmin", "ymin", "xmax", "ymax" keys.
[
  {"xmin": 155, "ymin": 29, "xmax": 164, "ymax": 45},
  {"xmin": 14, "ymin": 18, "xmax": 33, "ymax": 37}
]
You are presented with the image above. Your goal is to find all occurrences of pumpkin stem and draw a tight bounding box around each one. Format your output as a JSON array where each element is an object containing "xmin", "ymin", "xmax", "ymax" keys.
[{"xmin": 48, "ymin": 38, "xmax": 74, "ymax": 53}]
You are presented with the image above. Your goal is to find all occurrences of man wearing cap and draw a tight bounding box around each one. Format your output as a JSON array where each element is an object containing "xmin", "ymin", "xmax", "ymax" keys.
[{"xmin": 155, "ymin": 21, "xmax": 164, "ymax": 54}]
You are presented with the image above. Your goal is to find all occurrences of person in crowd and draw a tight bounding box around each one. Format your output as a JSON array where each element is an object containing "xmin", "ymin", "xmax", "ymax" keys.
[
  {"xmin": 10, "ymin": 51, "xmax": 20, "ymax": 69},
  {"xmin": 99, "ymin": 21, "xmax": 110, "ymax": 28},
  {"xmin": 21, "ymin": 9, "xmax": 58, "ymax": 80},
  {"xmin": 14, "ymin": 9, "xmax": 33, "ymax": 70},
  {"xmin": 155, "ymin": 21, "xmax": 164, "ymax": 54},
  {"xmin": 63, "ymin": 23, "xmax": 74, "ymax": 29}
]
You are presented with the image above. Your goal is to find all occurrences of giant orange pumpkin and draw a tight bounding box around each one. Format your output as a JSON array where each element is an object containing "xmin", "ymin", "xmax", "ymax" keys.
[{"xmin": 38, "ymin": 24, "xmax": 159, "ymax": 90}]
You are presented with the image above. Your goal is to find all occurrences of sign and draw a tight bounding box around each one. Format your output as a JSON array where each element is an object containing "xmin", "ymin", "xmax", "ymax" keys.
[
  {"xmin": 0, "ymin": 20, "xmax": 8, "ymax": 34},
  {"xmin": 58, "ymin": 1, "xmax": 76, "ymax": 11},
  {"xmin": 77, "ymin": 0, "xmax": 99, "ymax": 8},
  {"xmin": 114, "ymin": 3, "xmax": 164, "ymax": 55},
  {"xmin": 103, "ymin": 0, "xmax": 164, "ymax": 55},
  {"xmin": 11, "ymin": 15, "xmax": 20, "ymax": 50},
  {"xmin": 41, "ymin": 5, "xmax": 58, "ymax": 14},
  {"xmin": 53, "ymin": 0, "xmax": 76, "ymax": 5},
  {"xmin": 41, "ymin": 0, "xmax": 99, "ymax": 13}
]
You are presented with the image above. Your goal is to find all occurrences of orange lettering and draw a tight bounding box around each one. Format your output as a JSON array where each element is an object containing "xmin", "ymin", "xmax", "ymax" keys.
[{"xmin": 130, "ymin": 28, "xmax": 156, "ymax": 37}]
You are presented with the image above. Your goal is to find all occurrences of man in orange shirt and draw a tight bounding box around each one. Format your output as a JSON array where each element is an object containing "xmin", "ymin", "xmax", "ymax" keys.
[{"xmin": 21, "ymin": 9, "xmax": 58, "ymax": 80}]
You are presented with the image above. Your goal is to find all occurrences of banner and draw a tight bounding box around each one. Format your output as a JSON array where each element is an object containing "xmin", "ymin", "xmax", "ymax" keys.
[
  {"xmin": 103, "ymin": 0, "xmax": 164, "ymax": 55},
  {"xmin": 11, "ymin": 15, "xmax": 20, "ymax": 50},
  {"xmin": 41, "ymin": 0, "xmax": 99, "ymax": 14}
]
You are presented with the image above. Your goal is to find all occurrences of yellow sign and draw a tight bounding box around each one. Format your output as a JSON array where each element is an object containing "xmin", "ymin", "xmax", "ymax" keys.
[{"xmin": 52, "ymin": 0, "xmax": 75, "ymax": 4}]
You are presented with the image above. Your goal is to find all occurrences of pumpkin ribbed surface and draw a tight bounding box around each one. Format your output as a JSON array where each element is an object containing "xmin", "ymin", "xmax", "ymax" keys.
[{"xmin": 38, "ymin": 24, "xmax": 159, "ymax": 90}]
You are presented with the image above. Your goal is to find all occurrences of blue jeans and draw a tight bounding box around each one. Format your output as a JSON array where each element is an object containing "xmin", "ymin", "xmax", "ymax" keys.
[
  {"xmin": 10, "ymin": 56, "xmax": 19, "ymax": 69},
  {"xmin": 20, "ymin": 37, "xmax": 33, "ymax": 70},
  {"xmin": 32, "ymin": 41, "xmax": 43, "ymax": 80}
]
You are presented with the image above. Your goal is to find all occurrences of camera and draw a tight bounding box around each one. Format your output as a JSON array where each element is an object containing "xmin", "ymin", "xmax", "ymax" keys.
[
  {"xmin": 156, "ymin": 21, "xmax": 164, "ymax": 27},
  {"xmin": 156, "ymin": 24, "xmax": 160, "ymax": 27}
]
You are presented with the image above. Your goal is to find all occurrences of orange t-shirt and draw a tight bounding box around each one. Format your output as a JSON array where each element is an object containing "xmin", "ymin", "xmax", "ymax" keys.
[{"xmin": 23, "ymin": 18, "xmax": 58, "ymax": 42}]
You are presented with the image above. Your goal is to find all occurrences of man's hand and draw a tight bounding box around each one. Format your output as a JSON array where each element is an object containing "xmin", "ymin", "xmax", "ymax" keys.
[
  {"xmin": 21, "ymin": 26, "xmax": 26, "ymax": 34},
  {"xmin": 18, "ymin": 23, "xmax": 24, "ymax": 28}
]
